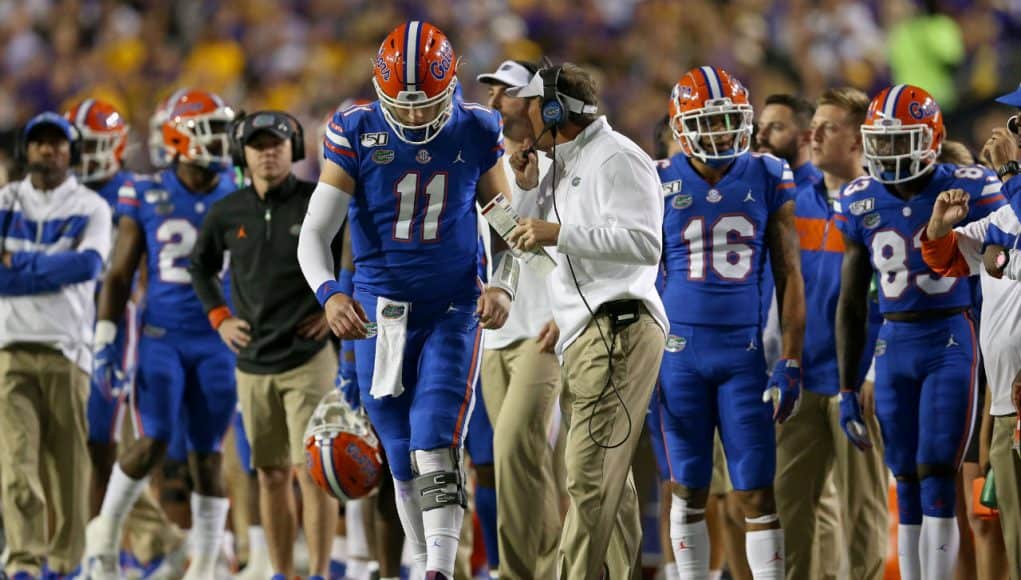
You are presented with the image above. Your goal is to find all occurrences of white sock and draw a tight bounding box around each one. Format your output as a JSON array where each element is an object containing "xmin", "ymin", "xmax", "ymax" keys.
[
  {"xmin": 669, "ymin": 497, "xmax": 709, "ymax": 580},
  {"xmin": 920, "ymin": 516, "xmax": 958, "ymax": 580},
  {"xmin": 414, "ymin": 449, "xmax": 464, "ymax": 577},
  {"xmin": 188, "ymin": 493, "xmax": 230, "ymax": 573},
  {"xmin": 745, "ymin": 528, "xmax": 784, "ymax": 580},
  {"xmin": 663, "ymin": 561, "xmax": 680, "ymax": 580},
  {"xmin": 346, "ymin": 559, "xmax": 370, "ymax": 580},
  {"xmin": 331, "ymin": 535, "xmax": 347, "ymax": 562},
  {"xmin": 247, "ymin": 526, "xmax": 269, "ymax": 567},
  {"xmin": 898, "ymin": 524, "xmax": 922, "ymax": 580},
  {"xmin": 346, "ymin": 498, "xmax": 370, "ymax": 558},
  {"xmin": 708, "ymin": 570, "xmax": 723, "ymax": 580},
  {"xmin": 394, "ymin": 478, "xmax": 427, "ymax": 572},
  {"xmin": 99, "ymin": 464, "xmax": 149, "ymax": 529}
]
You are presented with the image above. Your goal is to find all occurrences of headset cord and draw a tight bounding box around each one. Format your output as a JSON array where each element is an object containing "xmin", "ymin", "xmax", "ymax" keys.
[{"xmin": 548, "ymin": 135, "xmax": 632, "ymax": 450}]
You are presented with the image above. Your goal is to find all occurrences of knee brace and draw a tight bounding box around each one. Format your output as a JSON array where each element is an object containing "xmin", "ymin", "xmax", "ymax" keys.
[
  {"xmin": 919, "ymin": 465, "xmax": 956, "ymax": 518},
  {"xmin": 895, "ymin": 474, "xmax": 922, "ymax": 525},
  {"xmin": 411, "ymin": 448, "xmax": 467, "ymax": 511}
]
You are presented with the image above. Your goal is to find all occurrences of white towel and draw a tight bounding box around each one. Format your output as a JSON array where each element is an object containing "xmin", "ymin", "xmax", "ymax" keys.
[{"xmin": 371, "ymin": 297, "xmax": 410, "ymax": 399}]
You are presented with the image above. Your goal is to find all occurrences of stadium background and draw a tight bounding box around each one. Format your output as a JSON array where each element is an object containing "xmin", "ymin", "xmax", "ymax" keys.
[{"xmin": 1, "ymin": 0, "xmax": 1020, "ymax": 184}]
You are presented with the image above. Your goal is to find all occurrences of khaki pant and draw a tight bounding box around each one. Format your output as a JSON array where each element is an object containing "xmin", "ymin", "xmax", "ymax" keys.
[
  {"xmin": 236, "ymin": 344, "xmax": 337, "ymax": 467},
  {"xmin": 482, "ymin": 338, "xmax": 562, "ymax": 580},
  {"xmin": 991, "ymin": 414, "xmax": 1021, "ymax": 579},
  {"xmin": 775, "ymin": 388, "xmax": 888, "ymax": 580},
  {"xmin": 0, "ymin": 345, "xmax": 91, "ymax": 574},
  {"xmin": 558, "ymin": 312, "xmax": 665, "ymax": 580},
  {"xmin": 118, "ymin": 411, "xmax": 186, "ymax": 564}
]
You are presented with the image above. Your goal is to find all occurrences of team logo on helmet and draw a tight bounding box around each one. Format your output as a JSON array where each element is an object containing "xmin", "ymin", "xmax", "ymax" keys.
[{"xmin": 304, "ymin": 390, "xmax": 383, "ymax": 503}]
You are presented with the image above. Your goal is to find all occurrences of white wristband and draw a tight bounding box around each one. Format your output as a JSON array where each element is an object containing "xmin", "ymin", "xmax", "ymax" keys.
[
  {"xmin": 489, "ymin": 250, "xmax": 519, "ymax": 301},
  {"xmin": 94, "ymin": 320, "xmax": 117, "ymax": 351}
]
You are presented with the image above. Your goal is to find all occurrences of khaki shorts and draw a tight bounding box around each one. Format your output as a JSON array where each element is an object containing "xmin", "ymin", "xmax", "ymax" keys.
[{"xmin": 236, "ymin": 344, "xmax": 337, "ymax": 468}]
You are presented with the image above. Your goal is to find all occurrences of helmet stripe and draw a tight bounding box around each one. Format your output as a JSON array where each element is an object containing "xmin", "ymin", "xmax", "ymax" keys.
[
  {"xmin": 76, "ymin": 98, "xmax": 95, "ymax": 128},
  {"xmin": 405, "ymin": 21, "xmax": 420, "ymax": 92},
  {"xmin": 884, "ymin": 84, "xmax": 906, "ymax": 119},
  {"xmin": 700, "ymin": 66, "xmax": 722, "ymax": 100},
  {"xmin": 321, "ymin": 439, "xmax": 351, "ymax": 502}
]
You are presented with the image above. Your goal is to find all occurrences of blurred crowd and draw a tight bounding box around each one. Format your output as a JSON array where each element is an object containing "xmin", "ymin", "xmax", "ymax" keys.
[{"xmin": 1, "ymin": 0, "xmax": 1020, "ymax": 176}]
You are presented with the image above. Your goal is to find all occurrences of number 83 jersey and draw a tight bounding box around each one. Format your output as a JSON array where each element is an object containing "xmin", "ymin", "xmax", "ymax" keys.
[
  {"xmin": 116, "ymin": 168, "xmax": 237, "ymax": 331},
  {"xmin": 836, "ymin": 163, "xmax": 1005, "ymax": 314},
  {"xmin": 657, "ymin": 152, "xmax": 796, "ymax": 326},
  {"xmin": 323, "ymin": 101, "xmax": 503, "ymax": 303}
]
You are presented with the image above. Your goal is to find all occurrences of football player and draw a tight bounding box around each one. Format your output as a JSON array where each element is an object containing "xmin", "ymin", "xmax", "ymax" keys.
[
  {"xmin": 64, "ymin": 97, "xmax": 190, "ymax": 577},
  {"xmin": 297, "ymin": 21, "xmax": 514, "ymax": 580},
  {"xmin": 82, "ymin": 89, "xmax": 239, "ymax": 580},
  {"xmin": 655, "ymin": 66, "xmax": 806, "ymax": 579},
  {"xmin": 835, "ymin": 84, "xmax": 1005, "ymax": 580}
]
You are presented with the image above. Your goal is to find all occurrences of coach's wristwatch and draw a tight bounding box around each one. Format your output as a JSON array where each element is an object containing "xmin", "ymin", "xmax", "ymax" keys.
[
  {"xmin": 995, "ymin": 247, "xmax": 1010, "ymax": 272},
  {"xmin": 997, "ymin": 160, "xmax": 1021, "ymax": 181}
]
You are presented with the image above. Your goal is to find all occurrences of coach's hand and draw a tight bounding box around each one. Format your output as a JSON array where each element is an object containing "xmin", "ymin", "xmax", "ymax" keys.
[
  {"xmin": 217, "ymin": 318, "xmax": 252, "ymax": 354},
  {"xmin": 508, "ymin": 218, "xmax": 560, "ymax": 252},
  {"xmin": 510, "ymin": 139, "xmax": 540, "ymax": 190},
  {"xmin": 477, "ymin": 287, "xmax": 510, "ymax": 330},
  {"xmin": 325, "ymin": 293, "xmax": 370, "ymax": 339},
  {"xmin": 927, "ymin": 189, "xmax": 969, "ymax": 240},
  {"xmin": 982, "ymin": 127, "xmax": 1021, "ymax": 173},
  {"xmin": 839, "ymin": 390, "xmax": 873, "ymax": 450},
  {"xmin": 536, "ymin": 319, "xmax": 559, "ymax": 353},
  {"xmin": 763, "ymin": 358, "xmax": 801, "ymax": 423},
  {"xmin": 297, "ymin": 312, "xmax": 331, "ymax": 341}
]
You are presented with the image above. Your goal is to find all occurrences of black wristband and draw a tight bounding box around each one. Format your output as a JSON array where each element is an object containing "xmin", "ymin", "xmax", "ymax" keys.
[{"xmin": 997, "ymin": 160, "xmax": 1021, "ymax": 180}]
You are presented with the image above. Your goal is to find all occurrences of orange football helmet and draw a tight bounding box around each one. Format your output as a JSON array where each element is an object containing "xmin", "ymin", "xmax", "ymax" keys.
[
  {"xmin": 372, "ymin": 21, "xmax": 458, "ymax": 145},
  {"xmin": 64, "ymin": 98, "xmax": 129, "ymax": 183},
  {"xmin": 861, "ymin": 84, "xmax": 944, "ymax": 184},
  {"xmin": 669, "ymin": 66, "xmax": 754, "ymax": 164},
  {"xmin": 149, "ymin": 89, "xmax": 190, "ymax": 168},
  {"xmin": 304, "ymin": 389, "xmax": 383, "ymax": 503},
  {"xmin": 161, "ymin": 89, "xmax": 235, "ymax": 168}
]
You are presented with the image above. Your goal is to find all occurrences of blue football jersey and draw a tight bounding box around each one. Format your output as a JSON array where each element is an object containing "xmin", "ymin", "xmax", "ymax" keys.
[
  {"xmin": 658, "ymin": 152, "xmax": 796, "ymax": 327},
  {"xmin": 836, "ymin": 163, "xmax": 1005, "ymax": 314},
  {"xmin": 92, "ymin": 170, "xmax": 133, "ymax": 211},
  {"xmin": 116, "ymin": 168, "xmax": 236, "ymax": 331},
  {"xmin": 322, "ymin": 101, "xmax": 504, "ymax": 302}
]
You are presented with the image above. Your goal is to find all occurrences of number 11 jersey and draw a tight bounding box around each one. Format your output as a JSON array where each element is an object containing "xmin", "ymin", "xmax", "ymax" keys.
[
  {"xmin": 657, "ymin": 152, "xmax": 795, "ymax": 327},
  {"xmin": 323, "ymin": 101, "xmax": 504, "ymax": 303}
]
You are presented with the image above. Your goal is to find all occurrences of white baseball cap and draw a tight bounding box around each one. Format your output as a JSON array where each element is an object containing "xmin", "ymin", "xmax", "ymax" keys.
[{"xmin": 476, "ymin": 60, "xmax": 536, "ymax": 88}]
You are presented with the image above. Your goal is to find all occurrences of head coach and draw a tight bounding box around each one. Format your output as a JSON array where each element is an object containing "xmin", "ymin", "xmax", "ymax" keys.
[
  {"xmin": 506, "ymin": 62, "xmax": 668, "ymax": 579},
  {"xmin": 187, "ymin": 110, "xmax": 340, "ymax": 579}
]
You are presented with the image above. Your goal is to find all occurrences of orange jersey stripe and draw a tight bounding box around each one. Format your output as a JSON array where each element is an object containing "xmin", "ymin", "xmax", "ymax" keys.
[
  {"xmin": 452, "ymin": 325, "xmax": 483, "ymax": 447},
  {"xmin": 977, "ymin": 194, "xmax": 1005, "ymax": 206},
  {"xmin": 795, "ymin": 216, "xmax": 845, "ymax": 253}
]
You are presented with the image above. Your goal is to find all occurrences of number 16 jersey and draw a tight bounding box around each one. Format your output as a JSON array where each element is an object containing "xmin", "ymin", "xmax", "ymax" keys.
[{"xmin": 657, "ymin": 152, "xmax": 795, "ymax": 327}]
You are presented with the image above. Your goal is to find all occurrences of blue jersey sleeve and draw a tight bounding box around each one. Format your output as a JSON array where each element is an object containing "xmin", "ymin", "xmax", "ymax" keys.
[
  {"xmin": 959, "ymin": 165, "xmax": 1006, "ymax": 222},
  {"xmin": 834, "ymin": 176, "xmax": 871, "ymax": 244},
  {"xmin": 459, "ymin": 103, "xmax": 505, "ymax": 175},
  {"xmin": 323, "ymin": 109, "xmax": 359, "ymax": 175},
  {"xmin": 761, "ymin": 154, "xmax": 796, "ymax": 214},
  {"xmin": 115, "ymin": 180, "xmax": 141, "ymax": 222}
]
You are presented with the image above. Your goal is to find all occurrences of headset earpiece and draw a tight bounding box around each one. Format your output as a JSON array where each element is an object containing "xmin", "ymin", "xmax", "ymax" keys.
[
  {"xmin": 287, "ymin": 112, "xmax": 306, "ymax": 162},
  {"xmin": 539, "ymin": 66, "xmax": 566, "ymax": 132},
  {"xmin": 230, "ymin": 114, "xmax": 247, "ymax": 169},
  {"xmin": 231, "ymin": 111, "xmax": 305, "ymax": 170}
]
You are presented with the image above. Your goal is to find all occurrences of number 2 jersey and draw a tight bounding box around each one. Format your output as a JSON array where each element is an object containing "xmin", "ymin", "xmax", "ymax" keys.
[
  {"xmin": 657, "ymin": 152, "xmax": 796, "ymax": 327},
  {"xmin": 322, "ymin": 101, "xmax": 504, "ymax": 303},
  {"xmin": 836, "ymin": 163, "xmax": 1005, "ymax": 314},
  {"xmin": 116, "ymin": 168, "xmax": 237, "ymax": 331}
]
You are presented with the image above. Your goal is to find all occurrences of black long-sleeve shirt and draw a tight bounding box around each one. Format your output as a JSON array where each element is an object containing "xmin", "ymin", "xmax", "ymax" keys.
[{"xmin": 189, "ymin": 174, "xmax": 341, "ymax": 374}]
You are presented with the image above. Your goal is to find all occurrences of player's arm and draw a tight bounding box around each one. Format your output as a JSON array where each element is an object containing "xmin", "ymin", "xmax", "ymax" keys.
[
  {"xmin": 297, "ymin": 159, "xmax": 368, "ymax": 339},
  {"xmin": 474, "ymin": 159, "xmax": 514, "ymax": 328},
  {"xmin": 188, "ymin": 205, "xmax": 229, "ymax": 325},
  {"xmin": 835, "ymin": 235, "xmax": 872, "ymax": 394},
  {"xmin": 476, "ymin": 160, "xmax": 513, "ymax": 256},
  {"xmin": 97, "ymin": 215, "xmax": 145, "ymax": 326},
  {"xmin": 921, "ymin": 189, "xmax": 991, "ymax": 277},
  {"xmin": 765, "ymin": 200, "xmax": 805, "ymax": 361}
]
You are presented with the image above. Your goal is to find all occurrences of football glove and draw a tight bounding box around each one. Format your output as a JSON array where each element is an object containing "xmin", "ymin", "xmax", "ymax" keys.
[
  {"xmin": 839, "ymin": 390, "xmax": 872, "ymax": 450},
  {"xmin": 762, "ymin": 358, "xmax": 802, "ymax": 423},
  {"xmin": 92, "ymin": 321, "xmax": 124, "ymax": 402}
]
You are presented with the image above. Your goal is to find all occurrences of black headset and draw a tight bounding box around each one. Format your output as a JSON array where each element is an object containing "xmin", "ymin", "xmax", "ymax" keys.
[
  {"xmin": 230, "ymin": 110, "xmax": 306, "ymax": 169},
  {"xmin": 538, "ymin": 64, "xmax": 599, "ymax": 135},
  {"xmin": 16, "ymin": 116, "xmax": 82, "ymax": 167}
]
